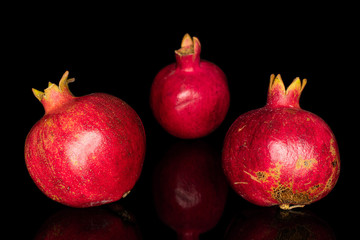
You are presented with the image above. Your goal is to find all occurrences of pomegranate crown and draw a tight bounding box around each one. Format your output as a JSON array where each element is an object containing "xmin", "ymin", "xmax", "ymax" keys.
[
  {"xmin": 174, "ymin": 33, "xmax": 201, "ymax": 71},
  {"xmin": 267, "ymin": 74, "xmax": 307, "ymax": 108},
  {"xmin": 174, "ymin": 33, "xmax": 201, "ymax": 56},
  {"xmin": 32, "ymin": 71, "xmax": 75, "ymax": 113}
]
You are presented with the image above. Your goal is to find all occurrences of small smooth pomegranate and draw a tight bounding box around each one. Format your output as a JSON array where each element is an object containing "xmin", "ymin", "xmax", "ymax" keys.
[
  {"xmin": 25, "ymin": 71, "xmax": 146, "ymax": 207},
  {"xmin": 152, "ymin": 141, "xmax": 228, "ymax": 239},
  {"xmin": 222, "ymin": 74, "xmax": 340, "ymax": 210},
  {"xmin": 150, "ymin": 33, "xmax": 230, "ymax": 139}
]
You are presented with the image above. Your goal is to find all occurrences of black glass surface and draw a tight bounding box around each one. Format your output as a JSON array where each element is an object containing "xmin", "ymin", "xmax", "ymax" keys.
[{"xmin": 10, "ymin": 22, "xmax": 355, "ymax": 239}]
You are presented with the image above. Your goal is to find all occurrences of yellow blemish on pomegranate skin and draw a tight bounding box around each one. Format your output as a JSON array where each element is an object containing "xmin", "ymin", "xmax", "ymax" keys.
[
  {"xmin": 325, "ymin": 175, "xmax": 335, "ymax": 190},
  {"xmin": 243, "ymin": 170, "xmax": 261, "ymax": 183},
  {"xmin": 295, "ymin": 156, "xmax": 317, "ymax": 170},
  {"xmin": 234, "ymin": 181, "xmax": 248, "ymax": 184},
  {"xmin": 255, "ymin": 171, "xmax": 268, "ymax": 181},
  {"xmin": 329, "ymin": 138, "xmax": 337, "ymax": 157},
  {"xmin": 308, "ymin": 183, "xmax": 324, "ymax": 199},
  {"xmin": 267, "ymin": 163, "xmax": 282, "ymax": 180},
  {"xmin": 271, "ymin": 183, "xmax": 311, "ymax": 205},
  {"xmin": 237, "ymin": 125, "xmax": 246, "ymax": 132}
]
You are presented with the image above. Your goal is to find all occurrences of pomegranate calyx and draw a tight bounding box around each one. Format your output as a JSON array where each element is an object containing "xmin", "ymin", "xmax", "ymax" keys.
[
  {"xmin": 32, "ymin": 71, "xmax": 75, "ymax": 113},
  {"xmin": 32, "ymin": 88, "xmax": 45, "ymax": 102},
  {"xmin": 175, "ymin": 33, "xmax": 201, "ymax": 71},
  {"xmin": 267, "ymin": 74, "xmax": 307, "ymax": 108},
  {"xmin": 175, "ymin": 33, "xmax": 201, "ymax": 56}
]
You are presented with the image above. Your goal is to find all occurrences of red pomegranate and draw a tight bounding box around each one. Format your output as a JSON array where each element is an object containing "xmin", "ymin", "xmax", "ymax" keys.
[
  {"xmin": 34, "ymin": 205, "xmax": 142, "ymax": 239},
  {"xmin": 222, "ymin": 74, "xmax": 340, "ymax": 210},
  {"xmin": 25, "ymin": 71, "xmax": 146, "ymax": 207},
  {"xmin": 224, "ymin": 207, "xmax": 335, "ymax": 239},
  {"xmin": 152, "ymin": 141, "xmax": 228, "ymax": 239},
  {"xmin": 150, "ymin": 33, "xmax": 230, "ymax": 139}
]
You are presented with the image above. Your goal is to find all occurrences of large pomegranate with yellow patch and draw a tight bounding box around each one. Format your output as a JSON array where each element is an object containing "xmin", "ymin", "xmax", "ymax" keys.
[
  {"xmin": 222, "ymin": 74, "xmax": 340, "ymax": 210},
  {"xmin": 25, "ymin": 72, "xmax": 146, "ymax": 207}
]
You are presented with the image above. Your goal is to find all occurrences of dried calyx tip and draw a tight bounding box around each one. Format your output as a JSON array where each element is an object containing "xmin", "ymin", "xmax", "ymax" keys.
[
  {"xmin": 32, "ymin": 88, "xmax": 45, "ymax": 101},
  {"xmin": 32, "ymin": 71, "xmax": 75, "ymax": 102},
  {"xmin": 181, "ymin": 33, "xmax": 193, "ymax": 48},
  {"xmin": 175, "ymin": 33, "xmax": 201, "ymax": 56},
  {"xmin": 269, "ymin": 74, "xmax": 307, "ymax": 95}
]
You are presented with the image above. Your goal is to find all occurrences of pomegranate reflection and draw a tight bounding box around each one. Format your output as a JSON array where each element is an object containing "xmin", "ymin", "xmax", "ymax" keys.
[
  {"xmin": 152, "ymin": 141, "xmax": 228, "ymax": 240},
  {"xmin": 224, "ymin": 207, "xmax": 335, "ymax": 240},
  {"xmin": 34, "ymin": 204, "xmax": 142, "ymax": 240}
]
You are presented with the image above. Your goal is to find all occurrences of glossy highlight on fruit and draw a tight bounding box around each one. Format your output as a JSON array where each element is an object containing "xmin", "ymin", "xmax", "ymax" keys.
[
  {"xmin": 222, "ymin": 74, "xmax": 340, "ymax": 210},
  {"xmin": 150, "ymin": 33, "xmax": 230, "ymax": 139},
  {"xmin": 25, "ymin": 71, "xmax": 146, "ymax": 207}
]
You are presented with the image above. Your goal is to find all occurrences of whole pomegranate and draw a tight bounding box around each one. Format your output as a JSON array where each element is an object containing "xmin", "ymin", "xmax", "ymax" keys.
[
  {"xmin": 152, "ymin": 141, "xmax": 228, "ymax": 239},
  {"xmin": 150, "ymin": 34, "xmax": 230, "ymax": 139},
  {"xmin": 25, "ymin": 71, "xmax": 146, "ymax": 207},
  {"xmin": 222, "ymin": 74, "xmax": 340, "ymax": 210}
]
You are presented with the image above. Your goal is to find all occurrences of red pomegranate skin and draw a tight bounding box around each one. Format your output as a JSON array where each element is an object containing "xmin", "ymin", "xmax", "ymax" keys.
[
  {"xmin": 150, "ymin": 34, "xmax": 230, "ymax": 139},
  {"xmin": 34, "ymin": 205, "xmax": 142, "ymax": 239},
  {"xmin": 25, "ymin": 72, "xmax": 146, "ymax": 207},
  {"xmin": 222, "ymin": 74, "xmax": 340, "ymax": 210},
  {"xmin": 152, "ymin": 141, "xmax": 228, "ymax": 239}
]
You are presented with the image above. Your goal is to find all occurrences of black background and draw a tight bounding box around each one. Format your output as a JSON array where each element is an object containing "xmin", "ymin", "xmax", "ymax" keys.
[{"xmin": 7, "ymin": 6, "xmax": 357, "ymax": 239}]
